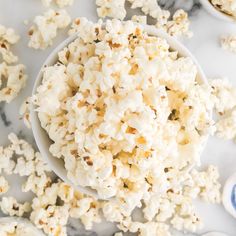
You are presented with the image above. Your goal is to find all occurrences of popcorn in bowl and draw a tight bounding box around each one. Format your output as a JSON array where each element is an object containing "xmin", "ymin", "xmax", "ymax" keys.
[
  {"xmin": 33, "ymin": 18, "xmax": 214, "ymax": 198},
  {"xmin": 210, "ymin": 0, "xmax": 236, "ymax": 19},
  {"xmin": 31, "ymin": 19, "xmax": 221, "ymax": 235}
]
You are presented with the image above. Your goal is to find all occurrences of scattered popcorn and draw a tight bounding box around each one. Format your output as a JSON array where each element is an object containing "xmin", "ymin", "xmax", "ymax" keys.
[
  {"xmin": 210, "ymin": 0, "xmax": 236, "ymax": 18},
  {"xmin": 210, "ymin": 78, "xmax": 236, "ymax": 140},
  {"xmin": 42, "ymin": 0, "xmax": 74, "ymax": 8},
  {"xmin": 19, "ymin": 97, "xmax": 32, "ymax": 129},
  {"xmin": 131, "ymin": 15, "xmax": 147, "ymax": 25},
  {"xmin": 0, "ymin": 176, "xmax": 9, "ymax": 195},
  {"xmin": 0, "ymin": 62, "xmax": 27, "ymax": 103},
  {"xmin": 161, "ymin": 9, "xmax": 193, "ymax": 38},
  {"xmin": 191, "ymin": 166, "xmax": 221, "ymax": 203},
  {"xmin": 127, "ymin": 0, "xmax": 170, "ymax": 20},
  {"xmin": 114, "ymin": 232, "xmax": 123, "ymax": 236},
  {"xmin": 0, "ymin": 218, "xmax": 45, "ymax": 236},
  {"xmin": 30, "ymin": 201, "xmax": 70, "ymax": 236},
  {"xmin": 0, "ymin": 197, "xmax": 31, "ymax": 217},
  {"xmin": 216, "ymin": 107, "xmax": 236, "ymax": 140},
  {"xmin": 0, "ymin": 132, "xmax": 50, "ymax": 177},
  {"xmin": 33, "ymin": 19, "xmax": 220, "ymax": 235},
  {"xmin": 28, "ymin": 9, "xmax": 71, "ymax": 50},
  {"xmin": 211, "ymin": 78, "xmax": 236, "ymax": 114},
  {"xmin": 221, "ymin": 35, "xmax": 236, "ymax": 53},
  {"xmin": 102, "ymin": 0, "xmax": 192, "ymax": 38},
  {"xmin": 96, "ymin": 0, "xmax": 126, "ymax": 20},
  {"xmin": 0, "ymin": 24, "xmax": 20, "ymax": 64}
]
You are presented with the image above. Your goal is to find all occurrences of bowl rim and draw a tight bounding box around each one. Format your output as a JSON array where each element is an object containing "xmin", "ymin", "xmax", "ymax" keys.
[
  {"xmin": 222, "ymin": 172, "xmax": 236, "ymax": 219},
  {"xmin": 0, "ymin": 217, "xmax": 45, "ymax": 235},
  {"xmin": 30, "ymin": 24, "xmax": 209, "ymax": 199},
  {"xmin": 199, "ymin": 0, "xmax": 236, "ymax": 22}
]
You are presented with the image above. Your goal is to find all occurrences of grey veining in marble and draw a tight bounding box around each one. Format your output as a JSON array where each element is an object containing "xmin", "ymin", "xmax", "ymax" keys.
[
  {"xmin": 159, "ymin": 0, "xmax": 202, "ymax": 15},
  {"xmin": 0, "ymin": 104, "xmax": 11, "ymax": 127},
  {"xmin": 67, "ymin": 219, "xmax": 97, "ymax": 236}
]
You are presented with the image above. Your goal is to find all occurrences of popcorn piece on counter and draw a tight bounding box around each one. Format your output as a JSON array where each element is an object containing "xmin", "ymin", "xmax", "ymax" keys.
[
  {"xmin": 114, "ymin": 232, "xmax": 123, "ymax": 236},
  {"xmin": 221, "ymin": 35, "xmax": 236, "ymax": 53},
  {"xmin": 0, "ymin": 176, "xmax": 9, "ymax": 195},
  {"xmin": 0, "ymin": 145, "xmax": 15, "ymax": 175},
  {"xmin": 0, "ymin": 24, "xmax": 20, "ymax": 64},
  {"xmin": 0, "ymin": 133, "xmax": 50, "ymax": 176},
  {"xmin": 127, "ymin": 0, "xmax": 170, "ymax": 20},
  {"xmin": 42, "ymin": 0, "xmax": 74, "ymax": 8},
  {"xmin": 131, "ymin": 15, "xmax": 147, "ymax": 24},
  {"xmin": 96, "ymin": 0, "xmax": 126, "ymax": 20},
  {"xmin": 19, "ymin": 97, "xmax": 32, "ymax": 129},
  {"xmin": 69, "ymin": 191, "xmax": 101, "ymax": 230},
  {"xmin": 30, "ymin": 181, "xmax": 68, "ymax": 234},
  {"xmin": 30, "ymin": 203, "xmax": 69, "ymax": 236},
  {"xmin": 118, "ymin": 220, "xmax": 171, "ymax": 236},
  {"xmin": 215, "ymin": 107, "xmax": 236, "ymax": 140},
  {"xmin": 156, "ymin": 9, "xmax": 192, "ymax": 38},
  {"xmin": 0, "ymin": 197, "xmax": 31, "ymax": 217},
  {"xmin": 211, "ymin": 78, "xmax": 236, "ymax": 114},
  {"xmin": 30, "ymin": 180, "xmax": 101, "ymax": 235},
  {"xmin": 22, "ymin": 173, "xmax": 52, "ymax": 196},
  {"xmin": 211, "ymin": 78, "xmax": 236, "ymax": 140},
  {"xmin": 28, "ymin": 9, "xmax": 71, "ymax": 50},
  {"xmin": 127, "ymin": 2, "xmax": 191, "ymax": 37},
  {"xmin": 165, "ymin": 9, "xmax": 192, "ymax": 38},
  {"xmin": 191, "ymin": 166, "xmax": 221, "ymax": 204},
  {"xmin": 0, "ymin": 62, "xmax": 27, "ymax": 103}
]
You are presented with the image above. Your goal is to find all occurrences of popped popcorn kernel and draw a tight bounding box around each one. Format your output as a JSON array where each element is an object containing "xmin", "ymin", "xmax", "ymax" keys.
[
  {"xmin": 0, "ymin": 176, "xmax": 9, "ymax": 195},
  {"xmin": 0, "ymin": 24, "xmax": 20, "ymax": 64},
  {"xmin": 221, "ymin": 35, "xmax": 236, "ymax": 53},
  {"xmin": 96, "ymin": 0, "xmax": 126, "ymax": 20},
  {"xmin": 0, "ymin": 62, "xmax": 27, "ymax": 103},
  {"xmin": 19, "ymin": 97, "xmax": 32, "ymax": 129},
  {"xmin": 28, "ymin": 9, "xmax": 71, "ymax": 50}
]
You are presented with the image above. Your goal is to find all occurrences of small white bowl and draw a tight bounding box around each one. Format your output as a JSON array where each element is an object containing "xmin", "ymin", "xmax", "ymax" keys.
[
  {"xmin": 200, "ymin": 0, "xmax": 235, "ymax": 22},
  {"xmin": 202, "ymin": 232, "xmax": 229, "ymax": 236},
  {"xmin": 223, "ymin": 172, "xmax": 236, "ymax": 218},
  {"xmin": 0, "ymin": 217, "xmax": 45, "ymax": 235},
  {"xmin": 31, "ymin": 24, "xmax": 209, "ymax": 199}
]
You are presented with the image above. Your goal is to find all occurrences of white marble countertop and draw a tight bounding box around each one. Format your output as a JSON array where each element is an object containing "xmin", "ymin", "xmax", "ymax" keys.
[{"xmin": 0, "ymin": 0, "xmax": 236, "ymax": 235}]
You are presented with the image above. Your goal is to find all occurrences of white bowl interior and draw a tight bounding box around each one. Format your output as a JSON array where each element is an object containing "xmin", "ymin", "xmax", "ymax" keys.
[
  {"xmin": 0, "ymin": 217, "xmax": 45, "ymax": 235},
  {"xmin": 200, "ymin": 0, "xmax": 235, "ymax": 22},
  {"xmin": 31, "ymin": 24, "xmax": 209, "ymax": 199}
]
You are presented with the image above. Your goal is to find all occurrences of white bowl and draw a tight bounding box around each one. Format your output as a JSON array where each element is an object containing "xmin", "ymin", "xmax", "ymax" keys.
[
  {"xmin": 200, "ymin": 0, "xmax": 235, "ymax": 22},
  {"xmin": 222, "ymin": 172, "xmax": 236, "ymax": 218},
  {"xmin": 202, "ymin": 232, "xmax": 229, "ymax": 236},
  {"xmin": 0, "ymin": 217, "xmax": 45, "ymax": 235},
  {"xmin": 31, "ymin": 24, "xmax": 209, "ymax": 199}
]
